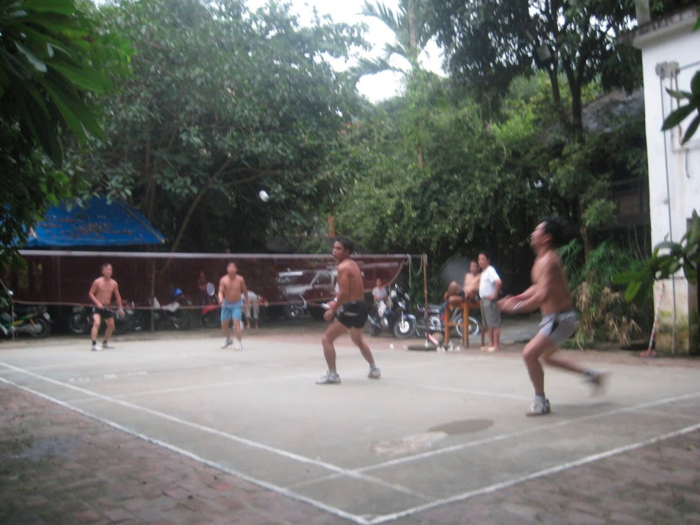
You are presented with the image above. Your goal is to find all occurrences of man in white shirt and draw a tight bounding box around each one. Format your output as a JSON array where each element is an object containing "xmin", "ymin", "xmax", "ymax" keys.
[
  {"xmin": 478, "ymin": 251, "xmax": 502, "ymax": 352},
  {"xmin": 245, "ymin": 290, "xmax": 260, "ymax": 329}
]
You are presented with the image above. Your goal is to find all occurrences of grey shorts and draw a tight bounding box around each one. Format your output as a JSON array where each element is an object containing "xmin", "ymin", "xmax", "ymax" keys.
[
  {"xmin": 539, "ymin": 309, "xmax": 578, "ymax": 345},
  {"xmin": 480, "ymin": 298, "xmax": 501, "ymax": 328}
]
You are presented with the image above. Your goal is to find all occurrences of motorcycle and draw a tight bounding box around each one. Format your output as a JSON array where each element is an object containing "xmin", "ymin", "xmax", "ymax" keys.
[
  {"xmin": 201, "ymin": 301, "xmax": 220, "ymax": 329},
  {"xmin": 414, "ymin": 302, "xmax": 481, "ymax": 340},
  {"xmin": 68, "ymin": 302, "xmax": 142, "ymax": 335},
  {"xmin": 151, "ymin": 289, "xmax": 191, "ymax": 330},
  {"xmin": 0, "ymin": 291, "xmax": 51, "ymax": 339},
  {"xmin": 368, "ymin": 283, "xmax": 417, "ymax": 339}
]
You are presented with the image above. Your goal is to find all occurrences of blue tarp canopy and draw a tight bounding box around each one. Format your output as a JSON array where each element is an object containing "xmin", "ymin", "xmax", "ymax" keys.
[{"xmin": 25, "ymin": 198, "xmax": 165, "ymax": 247}]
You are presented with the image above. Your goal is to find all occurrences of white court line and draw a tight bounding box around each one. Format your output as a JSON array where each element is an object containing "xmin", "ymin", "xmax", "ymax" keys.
[
  {"xmin": 387, "ymin": 380, "xmax": 531, "ymax": 401},
  {"xmin": 109, "ymin": 374, "xmax": 530, "ymax": 402},
  {"xmin": 58, "ymin": 360, "xmax": 447, "ymax": 401},
  {"xmin": 642, "ymin": 407, "xmax": 700, "ymax": 421},
  {"xmin": 0, "ymin": 362, "xmax": 429, "ymax": 502},
  {"xmin": 4, "ymin": 359, "xmax": 700, "ymax": 524},
  {"xmin": 288, "ymin": 390, "xmax": 700, "ymax": 490},
  {"xmin": 361, "ymin": 390, "xmax": 700, "ymax": 472},
  {"xmin": 0, "ymin": 375, "xmax": 371, "ymax": 525},
  {"xmin": 367, "ymin": 421, "xmax": 700, "ymax": 524}
]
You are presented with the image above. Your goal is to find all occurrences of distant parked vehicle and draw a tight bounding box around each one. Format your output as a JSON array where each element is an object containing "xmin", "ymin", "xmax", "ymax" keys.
[
  {"xmin": 151, "ymin": 289, "xmax": 191, "ymax": 330},
  {"xmin": 368, "ymin": 283, "xmax": 416, "ymax": 339},
  {"xmin": 68, "ymin": 302, "xmax": 142, "ymax": 335},
  {"xmin": 274, "ymin": 269, "xmax": 336, "ymax": 321},
  {"xmin": 0, "ymin": 301, "xmax": 51, "ymax": 339},
  {"xmin": 414, "ymin": 303, "xmax": 480, "ymax": 340}
]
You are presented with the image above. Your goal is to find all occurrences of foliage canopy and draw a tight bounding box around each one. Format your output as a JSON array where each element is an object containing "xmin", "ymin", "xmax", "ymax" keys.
[
  {"xmin": 0, "ymin": 0, "xmax": 128, "ymax": 261},
  {"xmin": 82, "ymin": 0, "xmax": 365, "ymax": 253}
]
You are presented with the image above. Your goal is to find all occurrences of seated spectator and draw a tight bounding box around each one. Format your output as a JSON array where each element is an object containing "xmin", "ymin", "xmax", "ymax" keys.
[
  {"xmin": 372, "ymin": 278, "xmax": 388, "ymax": 304},
  {"xmin": 463, "ymin": 260, "xmax": 482, "ymax": 304}
]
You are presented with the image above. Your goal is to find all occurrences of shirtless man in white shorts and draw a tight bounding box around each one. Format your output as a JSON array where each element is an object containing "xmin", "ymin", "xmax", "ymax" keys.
[{"xmin": 499, "ymin": 218, "xmax": 606, "ymax": 416}]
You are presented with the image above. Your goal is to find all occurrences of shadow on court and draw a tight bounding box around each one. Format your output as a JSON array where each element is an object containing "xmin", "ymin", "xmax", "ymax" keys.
[{"xmin": 2, "ymin": 318, "xmax": 700, "ymax": 524}]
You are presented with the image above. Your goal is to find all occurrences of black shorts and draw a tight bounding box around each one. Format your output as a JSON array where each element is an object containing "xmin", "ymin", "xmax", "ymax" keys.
[
  {"xmin": 336, "ymin": 301, "xmax": 368, "ymax": 329},
  {"xmin": 91, "ymin": 307, "xmax": 113, "ymax": 319}
]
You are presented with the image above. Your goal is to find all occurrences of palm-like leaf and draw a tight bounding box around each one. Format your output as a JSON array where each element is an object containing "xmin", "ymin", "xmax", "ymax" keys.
[
  {"xmin": 662, "ymin": 71, "xmax": 700, "ymax": 145},
  {"xmin": 0, "ymin": 0, "xmax": 120, "ymax": 165},
  {"xmin": 357, "ymin": 0, "xmax": 435, "ymax": 81},
  {"xmin": 620, "ymin": 212, "xmax": 700, "ymax": 302}
]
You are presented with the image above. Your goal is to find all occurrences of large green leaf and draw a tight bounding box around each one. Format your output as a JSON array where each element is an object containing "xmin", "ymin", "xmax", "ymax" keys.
[
  {"xmin": 49, "ymin": 62, "xmax": 111, "ymax": 93},
  {"xmin": 0, "ymin": 47, "xmax": 32, "ymax": 80},
  {"xmin": 666, "ymin": 89, "xmax": 694, "ymax": 100},
  {"xmin": 42, "ymin": 76, "xmax": 105, "ymax": 140},
  {"xmin": 15, "ymin": 42, "xmax": 47, "ymax": 72},
  {"xmin": 22, "ymin": 0, "xmax": 77, "ymax": 16},
  {"xmin": 682, "ymin": 116, "xmax": 700, "ymax": 145},
  {"xmin": 661, "ymin": 103, "xmax": 696, "ymax": 130},
  {"xmin": 1, "ymin": 0, "xmax": 129, "ymax": 265}
]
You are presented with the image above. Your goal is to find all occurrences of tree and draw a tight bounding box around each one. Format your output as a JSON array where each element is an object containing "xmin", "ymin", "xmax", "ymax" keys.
[
  {"xmin": 548, "ymin": 109, "xmax": 648, "ymax": 256},
  {"xmin": 331, "ymin": 79, "xmax": 546, "ymax": 266},
  {"xmin": 0, "ymin": 0, "xmax": 128, "ymax": 261},
  {"xmin": 426, "ymin": 0, "xmax": 641, "ymax": 133},
  {"xmin": 84, "ymin": 0, "xmax": 364, "ymax": 253},
  {"xmin": 427, "ymin": 1, "xmax": 652, "ymax": 261},
  {"xmin": 355, "ymin": 0, "xmax": 433, "ymax": 76},
  {"xmin": 353, "ymin": 1, "xmax": 437, "ymax": 169}
]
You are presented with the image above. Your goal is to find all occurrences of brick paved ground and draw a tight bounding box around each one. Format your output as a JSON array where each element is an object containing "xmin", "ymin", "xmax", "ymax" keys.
[
  {"xmin": 0, "ymin": 383, "xmax": 345, "ymax": 525},
  {"xmin": 2, "ymin": 358, "xmax": 700, "ymax": 525}
]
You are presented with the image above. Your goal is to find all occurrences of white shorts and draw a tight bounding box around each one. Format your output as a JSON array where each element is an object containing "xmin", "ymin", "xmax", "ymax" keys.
[{"xmin": 538, "ymin": 309, "xmax": 578, "ymax": 345}]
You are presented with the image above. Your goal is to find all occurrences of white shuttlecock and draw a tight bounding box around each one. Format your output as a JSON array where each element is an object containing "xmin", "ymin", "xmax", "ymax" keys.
[{"xmin": 259, "ymin": 190, "xmax": 269, "ymax": 202}]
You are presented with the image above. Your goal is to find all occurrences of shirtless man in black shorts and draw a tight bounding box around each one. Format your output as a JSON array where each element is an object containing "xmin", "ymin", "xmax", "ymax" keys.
[
  {"xmin": 88, "ymin": 262, "xmax": 124, "ymax": 352},
  {"xmin": 317, "ymin": 237, "xmax": 381, "ymax": 385}
]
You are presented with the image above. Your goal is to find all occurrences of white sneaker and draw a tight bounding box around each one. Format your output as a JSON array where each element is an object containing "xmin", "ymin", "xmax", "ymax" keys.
[
  {"xmin": 233, "ymin": 341, "xmax": 242, "ymax": 350},
  {"xmin": 102, "ymin": 341, "xmax": 114, "ymax": 349},
  {"xmin": 221, "ymin": 338, "xmax": 233, "ymax": 349},
  {"xmin": 316, "ymin": 371, "xmax": 341, "ymax": 385},
  {"xmin": 368, "ymin": 366, "xmax": 381, "ymax": 379},
  {"xmin": 526, "ymin": 396, "xmax": 551, "ymax": 417},
  {"xmin": 91, "ymin": 344, "xmax": 103, "ymax": 352}
]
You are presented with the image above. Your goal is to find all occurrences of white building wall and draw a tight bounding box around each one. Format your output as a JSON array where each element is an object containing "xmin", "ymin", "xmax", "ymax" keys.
[{"xmin": 633, "ymin": 12, "xmax": 700, "ymax": 350}]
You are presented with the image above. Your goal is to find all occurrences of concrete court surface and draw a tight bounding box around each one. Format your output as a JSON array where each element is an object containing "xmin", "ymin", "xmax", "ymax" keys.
[{"xmin": 2, "ymin": 321, "xmax": 700, "ymax": 524}]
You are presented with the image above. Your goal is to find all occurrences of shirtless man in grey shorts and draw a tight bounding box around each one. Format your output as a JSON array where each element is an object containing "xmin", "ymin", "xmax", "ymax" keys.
[
  {"xmin": 316, "ymin": 237, "xmax": 381, "ymax": 385},
  {"xmin": 499, "ymin": 218, "xmax": 606, "ymax": 416}
]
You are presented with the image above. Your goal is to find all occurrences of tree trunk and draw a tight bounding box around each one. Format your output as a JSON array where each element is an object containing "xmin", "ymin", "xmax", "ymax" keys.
[
  {"xmin": 408, "ymin": 0, "xmax": 424, "ymax": 170},
  {"xmin": 562, "ymin": 59, "xmax": 585, "ymax": 133},
  {"xmin": 144, "ymin": 141, "xmax": 155, "ymax": 223},
  {"xmin": 408, "ymin": 0, "xmax": 417, "ymax": 51},
  {"xmin": 579, "ymin": 197, "xmax": 592, "ymax": 260},
  {"xmin": 169, "ymin": 159, "xmax": 236, "ymax": 254},
  {"xmin": 546, "ymin": 67, "xmax": 570, "ymax": 129}
]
